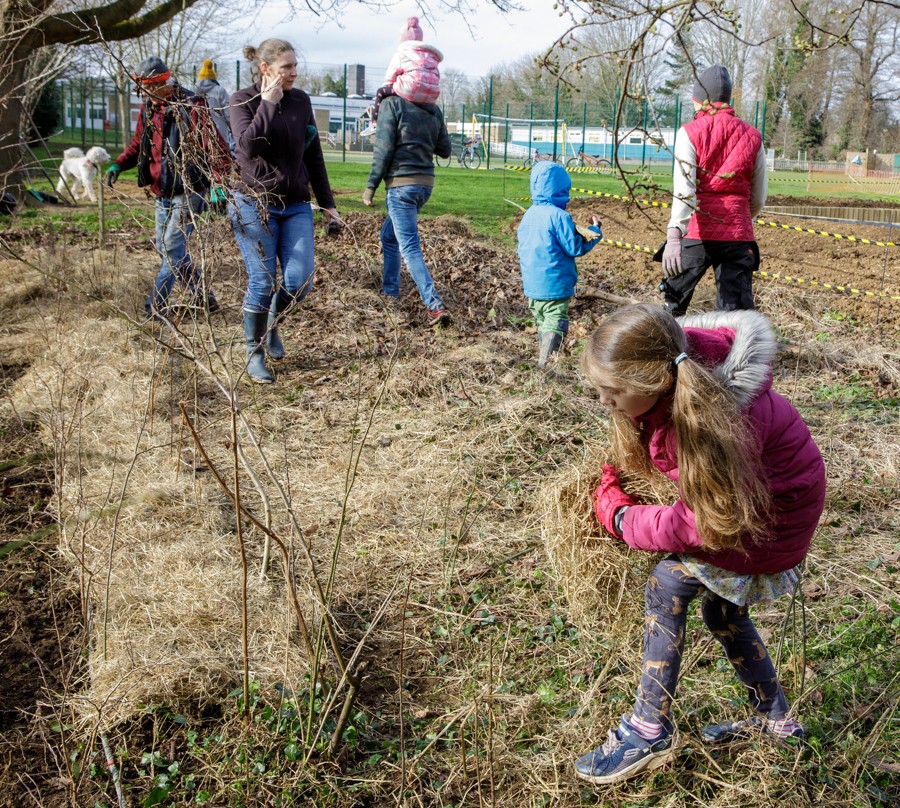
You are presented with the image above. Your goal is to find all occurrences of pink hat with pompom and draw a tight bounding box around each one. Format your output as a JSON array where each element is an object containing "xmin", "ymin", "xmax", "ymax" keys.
[{"xmin": 400, "ymin": 16, "xmax": 424, "ymax": 42}]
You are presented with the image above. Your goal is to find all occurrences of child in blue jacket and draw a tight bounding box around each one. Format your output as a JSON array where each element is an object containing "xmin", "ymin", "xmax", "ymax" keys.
[{"xmin": 517, "ymin": 161, "xmax": 602, "ymax": 367}]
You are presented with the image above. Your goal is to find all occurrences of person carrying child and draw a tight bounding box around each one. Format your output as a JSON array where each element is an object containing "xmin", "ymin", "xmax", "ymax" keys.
[
  {"xmin": 517, "ymin": 160, "xmax": 602, "ymax": 368},
  {"xmin": 573, "ymin": 304, "xmax": 826, "ymax": 784},
  {"xmin": 360, "ymin": 16, "xmax": 442, "ymax": 137}
]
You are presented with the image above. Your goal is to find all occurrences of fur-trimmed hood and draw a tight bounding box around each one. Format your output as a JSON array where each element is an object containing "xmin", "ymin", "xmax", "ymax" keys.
[
  {"xmin": 679, "ymin": 309, "xmax": 777, "ymax": 409},
  {"xmin": 622, "ymin": 308, "xmax": 826, "ymax": 575}
]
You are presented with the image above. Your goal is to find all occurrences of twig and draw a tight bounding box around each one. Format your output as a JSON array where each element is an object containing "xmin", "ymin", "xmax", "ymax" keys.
[
  {"xmin": 99, "ymin": 733, "xmax": 126, "ymax": 808},
  {"xmin": 231, "ymin": 398, "xmax": 251, "ymax": 718}
]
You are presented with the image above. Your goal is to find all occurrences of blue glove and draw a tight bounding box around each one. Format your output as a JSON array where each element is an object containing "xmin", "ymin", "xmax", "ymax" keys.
[{"xmin": 588, "ymin": 224, "xmax": 603, "ymax": 239}]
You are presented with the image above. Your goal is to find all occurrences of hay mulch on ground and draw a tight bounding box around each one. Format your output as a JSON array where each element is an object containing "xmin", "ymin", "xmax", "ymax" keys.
[{"xmin": 1, "ymin": 205, "xmax": 898, "ymax": 806}]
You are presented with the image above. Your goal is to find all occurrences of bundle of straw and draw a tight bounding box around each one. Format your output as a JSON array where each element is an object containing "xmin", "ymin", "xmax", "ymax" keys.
[{"xmin": 540, "ymin": 448, "xmax": 676, "ymax": 632}]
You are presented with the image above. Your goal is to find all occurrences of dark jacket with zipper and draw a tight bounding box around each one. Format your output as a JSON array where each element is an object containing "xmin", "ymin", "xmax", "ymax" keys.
[
  {"xmin": 229, "ymin": 83, "xmax": 335, "ymax": 208},
  {"xmin": 113, "ymin": 87, "xmax": 226, "ymax": 198},
  {"xmin": 366, "ymin": 95, "xmax": 451, "ymax": 192}
]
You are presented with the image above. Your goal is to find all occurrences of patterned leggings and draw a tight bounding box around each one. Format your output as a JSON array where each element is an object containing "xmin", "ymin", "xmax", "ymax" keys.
[{"xmin": 632, "ymin": 556, "xmax": 790, "ymax": 730}]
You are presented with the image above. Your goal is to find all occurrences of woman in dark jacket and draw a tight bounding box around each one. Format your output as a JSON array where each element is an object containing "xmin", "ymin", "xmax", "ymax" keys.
[
  {"xmin": 230, "ymin": 38, "xmax": 340, "ymax": 383},
  {"xmin": 362, "ymin": 93, "xmax": 452, "ymax": 327}
]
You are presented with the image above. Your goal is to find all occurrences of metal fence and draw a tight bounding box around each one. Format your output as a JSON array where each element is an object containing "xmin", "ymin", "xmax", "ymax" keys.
[{"xmin": 57, "ymin": 64, "xmax": 900, "ymax": 177}]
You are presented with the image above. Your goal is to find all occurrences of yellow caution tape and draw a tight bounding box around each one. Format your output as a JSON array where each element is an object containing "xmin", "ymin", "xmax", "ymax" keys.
[
  {"xmin": 516, "ymin": 184, "xmax": 899, "ymax": 251},
  {"xmin": 770, "ymin": 175, "xmax": 899, "ymax": 185},
  {"xmin": 754, "ymin": 270, "xmax": 900, "ymax": 299},
  {"xmin": 600, "ymin": 238, "xmax": 654, "ymax": 254},
  {"xmin": 596, "ymin": 239, "xmax": 900, "ymax": 301},
  {"xmin": 755, "ymin": 219, "xmax": 897, "ymax": 247}
]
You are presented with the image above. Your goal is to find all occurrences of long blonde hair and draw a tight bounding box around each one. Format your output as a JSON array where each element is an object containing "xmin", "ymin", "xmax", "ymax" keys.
[{"xmin": 580, "ymin": 304, "xmax": 770, "ymax": 552}]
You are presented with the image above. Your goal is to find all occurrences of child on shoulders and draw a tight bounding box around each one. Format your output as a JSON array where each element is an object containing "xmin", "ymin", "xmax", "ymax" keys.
[{"xmin": 361, "ymin": 16, "xmax": 442, "ymax": 137}]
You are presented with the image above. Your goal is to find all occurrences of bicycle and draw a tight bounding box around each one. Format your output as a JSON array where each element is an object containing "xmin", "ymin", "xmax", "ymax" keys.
[
  {"xmin": 522, "ymin": 149, "xmax": 564, "ymax": 168},
  {"xmin": 566, "ymin": 150, "xmax": 613, "ymax": 173},
  {"xmin": 435, "ymin": 135, "xmax": 482, "ymax": 169}
]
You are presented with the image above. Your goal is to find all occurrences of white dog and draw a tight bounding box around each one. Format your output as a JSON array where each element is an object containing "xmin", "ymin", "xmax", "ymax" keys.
[{"xmin": 56, "ymin": 146, "xmax": 112, "ymax": 203}]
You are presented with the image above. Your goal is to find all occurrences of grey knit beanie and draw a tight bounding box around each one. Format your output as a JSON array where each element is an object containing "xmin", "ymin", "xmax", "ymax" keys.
[
  {"xmin": 134, "ymin": 56, "xmax": 171, "ymax": 84},
  {"xmin": 692, "ymin": 65, "xmax": 732, "ymax": 104}
]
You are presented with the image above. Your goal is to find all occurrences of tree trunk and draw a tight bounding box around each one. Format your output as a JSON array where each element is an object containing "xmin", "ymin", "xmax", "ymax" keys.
[
  {"xmin": 0, "ymin": 45, "xmax": 33, "ymax": 199},
  {"xmin": 1, "ymin": 0, "xmax": 207, "ymax": 202}
]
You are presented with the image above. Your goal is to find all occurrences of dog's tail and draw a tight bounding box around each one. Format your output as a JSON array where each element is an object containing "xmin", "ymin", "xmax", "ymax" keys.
[{"xmin": 62, "ymin": 147, "xmax": 84, "ymax": 159}]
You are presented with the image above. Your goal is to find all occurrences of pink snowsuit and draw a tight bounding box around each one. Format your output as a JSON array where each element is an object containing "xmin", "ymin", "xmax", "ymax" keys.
[{"xmin": 383, "ymin": 41, "xmax": 443, "ymax": 105}]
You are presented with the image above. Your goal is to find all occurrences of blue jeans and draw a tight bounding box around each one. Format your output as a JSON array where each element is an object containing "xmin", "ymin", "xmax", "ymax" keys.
[
  {"xmin": 381, "ymin": 185, "xmax": 444, "ymax": 310},
  {"xmin": 229, "ymin": 193, "xmax": 315, "ymax": 314},
  {"xmin": 148, "ymin": 192, "xmax": 207, "ymax": 314}
]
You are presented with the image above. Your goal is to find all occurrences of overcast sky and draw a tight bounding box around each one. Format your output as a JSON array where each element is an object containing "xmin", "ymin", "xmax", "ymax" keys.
[{"xmin": 221, "ymin": 0, "xmax": 573, "ymax": 80}]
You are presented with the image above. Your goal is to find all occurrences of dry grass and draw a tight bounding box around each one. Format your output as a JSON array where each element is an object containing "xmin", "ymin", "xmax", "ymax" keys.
[{"xmin": 1, "ymin": 209, "xmax": 898, "ymax": 805}]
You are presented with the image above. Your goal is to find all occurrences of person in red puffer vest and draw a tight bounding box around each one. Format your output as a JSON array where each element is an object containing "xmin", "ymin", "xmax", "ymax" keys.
[{"xmin": 661, "ymin": 65, "xmax": 767, "ymax": 316}]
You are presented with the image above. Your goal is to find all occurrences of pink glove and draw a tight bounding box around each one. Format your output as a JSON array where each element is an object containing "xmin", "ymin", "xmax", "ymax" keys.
[
  {"xmin": 593, "ymin": 464, "xmax": 638, "ymax": 537},
  {"xmin": 662, "ymin": 227, "xmax": 683, "ymax": 278}
]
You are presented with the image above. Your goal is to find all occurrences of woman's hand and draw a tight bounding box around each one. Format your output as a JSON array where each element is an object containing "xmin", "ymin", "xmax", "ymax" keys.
[
  {"xmin": 362, "ymin": 189, "xmax": 374, "ymax": 206},
  {"xmin": 593, "ymin": 464, "xmax": 638, "ymax": 538},
  {"xmin": 261, "ymin": 69, "xmax": 284, "ymax": 105}
]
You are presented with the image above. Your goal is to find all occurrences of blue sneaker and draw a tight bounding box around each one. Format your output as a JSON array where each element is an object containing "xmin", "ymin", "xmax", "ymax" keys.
[
  {"xmin": 702, "ymin": 715, "xmax": 805, "ymax": 745},
  {"xmin": 574, "ymin": 716, "xmax": 678, "ymax": 785}
]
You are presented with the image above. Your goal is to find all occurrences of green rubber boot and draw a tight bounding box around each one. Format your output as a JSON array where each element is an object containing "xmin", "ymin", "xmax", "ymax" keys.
[{"xmin": 243, "ymin": 310, "xmax": 274, "ymax": 383}]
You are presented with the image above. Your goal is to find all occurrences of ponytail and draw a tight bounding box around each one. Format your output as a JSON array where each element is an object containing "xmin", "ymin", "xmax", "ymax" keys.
[{"xmin": 582, "ymin": 304, "xmax": 771, "ymax": 552}]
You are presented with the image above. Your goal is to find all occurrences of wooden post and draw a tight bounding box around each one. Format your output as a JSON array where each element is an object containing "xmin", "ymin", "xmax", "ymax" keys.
[{"xmin": 98, "ymin": 169, "xmax": 106, "ymax": 248}]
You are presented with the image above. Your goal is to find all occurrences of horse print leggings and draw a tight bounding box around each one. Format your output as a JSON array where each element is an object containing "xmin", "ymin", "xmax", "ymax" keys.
[{"xmin": 631, "ymin": 556, "xmax": 790, "ymax": 730}]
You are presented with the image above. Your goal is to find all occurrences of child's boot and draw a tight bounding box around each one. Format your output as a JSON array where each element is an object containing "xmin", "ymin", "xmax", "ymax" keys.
[{"xmin": 537, "ymin": 330, "xmax": 563, "ymax": 368}]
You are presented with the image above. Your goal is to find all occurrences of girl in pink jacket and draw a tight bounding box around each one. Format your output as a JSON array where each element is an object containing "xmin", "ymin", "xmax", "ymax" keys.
[
  {"xmin": 573, "ymin": 304, "xmax": 825, "ymax": 785},
  {"xmin": 361, "ymin": 16, "xmax": 442, "ymax": 136}
]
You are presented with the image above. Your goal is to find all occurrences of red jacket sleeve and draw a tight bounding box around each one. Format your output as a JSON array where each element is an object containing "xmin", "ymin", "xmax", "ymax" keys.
[{"xmin": 115, "ymin": 113, "xmax": 144, "ymax": 171}]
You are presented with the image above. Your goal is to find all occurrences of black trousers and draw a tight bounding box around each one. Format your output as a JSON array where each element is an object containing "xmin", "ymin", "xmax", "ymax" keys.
[{"xmin": 662, "ymin": 239, "xmax": 759, "ymax": 317}]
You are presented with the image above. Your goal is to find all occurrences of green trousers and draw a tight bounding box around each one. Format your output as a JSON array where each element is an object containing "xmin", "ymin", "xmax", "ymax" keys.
[{"xmin": 527, "ymin": 297, "xmax": 570, "ymax": 337}]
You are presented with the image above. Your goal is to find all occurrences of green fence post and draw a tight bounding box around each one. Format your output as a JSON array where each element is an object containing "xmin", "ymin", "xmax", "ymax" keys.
[
  {"xmin": 641, "ymin": 98, "xmax": 648, "ymax": 168},
  {"xmin": 485, "ymin": 75, "xmax": 493, "ymax": 169},
  {"xmin": 342, "ymin": 64, "xmax": 347, "ymax": 162},
  {"xmin": 528, "ymin": 102, "xmax": 534, "ymax": 160},
  {"xmin": 80, "ymin": 80, "xmax": 87, "ymax": 148},
  {"xmin": 101, "ymin": 79, "xmax": 107, "ymax": 147},
  {"xmin": 610, "ymin": 87, "xmax": 619, "ymax": 163},
  {"xmin": 761, "ymin": 99, "xmax": 767, "ymax": 146},
  {"xmin": 581, "ymin": 102, "xmax": 587, "ymax": 153},
  {"xmin": 552, "ymin": 83, "xmax": 560, "ymax": 161},
  {"xmin": 504, "ymin": 102, "xmax": 509, "ymax": 164},
  {"xmin": 58, "ymin": 81, "xmax": 66, "ymax": 140},
  {"xmin": 236, "ymin": 60, "xmax": 240, "ymax": 91}
]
